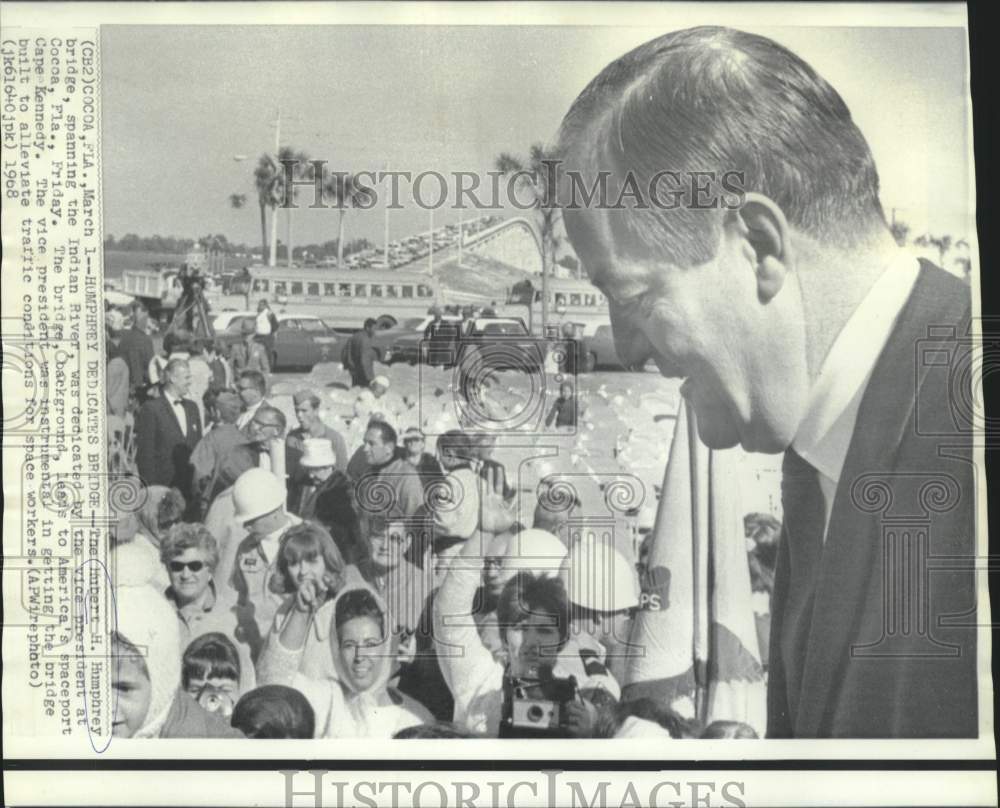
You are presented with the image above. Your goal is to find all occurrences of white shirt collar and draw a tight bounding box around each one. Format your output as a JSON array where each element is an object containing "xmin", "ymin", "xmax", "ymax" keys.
[
  {"xmin": 792, "ymin": 251, "xmax": 921, "ymax": 491},
  {"xmin": 259, "ymin": 513, "xmax": 302, "ymax": 562},
  {"xmin": 237, "ymin": 398, "xmax": 264, "ymax": 428}
]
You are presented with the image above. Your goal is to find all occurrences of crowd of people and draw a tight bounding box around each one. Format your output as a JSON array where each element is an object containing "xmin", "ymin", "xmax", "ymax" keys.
[{"xmin": 103, "ymin": 299, "xmax": 771, "ymax": 741}]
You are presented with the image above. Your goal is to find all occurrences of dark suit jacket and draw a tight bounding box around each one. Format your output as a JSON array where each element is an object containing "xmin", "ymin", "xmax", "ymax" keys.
[
  {"xmin": 344, "ymin": 330, "xmax": 378, "ymax": 386},
  {"xmin": 135, "ymin": 394, "xmax": 203, "ymax": 495},
  {"xmin": 117, "ymin": 326, "xmax": 154, "ymax": 389},
  {"xmin": 287, "ymin": 469, "xmax": 363, "ymax": 564},
  {"xmin": 768, "ymin": 261, "xmax": 977, "ymax": 738}
]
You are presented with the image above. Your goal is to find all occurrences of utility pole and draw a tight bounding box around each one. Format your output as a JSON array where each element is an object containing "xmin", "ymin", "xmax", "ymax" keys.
[
  {"xmin": 539, "ymin": 219, "xmax": 549, "ymax": 338},
  {"xmin": 268, "ymin": 107, "xmax": 282, "ymax": 268},
  {"xmin": 428, "ymin": 206, "xmax": 434, "ymax": 278},
  {"xmin": 383, "ymin": 161, "xmax": 390, "ymax": 268}
]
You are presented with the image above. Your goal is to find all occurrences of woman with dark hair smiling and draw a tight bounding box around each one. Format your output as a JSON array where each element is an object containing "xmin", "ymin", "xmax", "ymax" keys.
[{"xmin": 258, "ymin": 584, "xmax": 431, "ymax": 737}]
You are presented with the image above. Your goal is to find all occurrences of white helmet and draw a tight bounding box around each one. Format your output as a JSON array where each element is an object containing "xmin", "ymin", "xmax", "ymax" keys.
[
  {"xmin": 502, "ymin": 528, "xmax": 568, "ymax": 578},
  {"xmin": 232, "ymin": 468, "xmax": 285, "ymax": 524},
  {"xmin": 560, "ymin": 535, "xmax": 639, "ymax": 613}
]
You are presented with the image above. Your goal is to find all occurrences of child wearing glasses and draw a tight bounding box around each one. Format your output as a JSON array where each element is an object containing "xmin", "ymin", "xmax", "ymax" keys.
[
  {"xmin": 160, "ymin": 523, "xmax": 256, "ymax": 694},
  {"xmin": 111, "ymin": 576, "xmax": 245, "ymax": 739},
  {"xmin": 181, "ymin": 633, "xmax": 244, "ymax": 719}
]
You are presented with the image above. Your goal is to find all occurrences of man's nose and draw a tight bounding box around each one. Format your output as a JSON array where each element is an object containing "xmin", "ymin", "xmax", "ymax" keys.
[{"xmin": 609, "ymin": 305, "xmax": 656, "ymax": 368}]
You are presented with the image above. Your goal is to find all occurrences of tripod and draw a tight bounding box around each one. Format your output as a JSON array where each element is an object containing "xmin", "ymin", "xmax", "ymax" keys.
[{"xmin": 168, "ymin": 280, "xmax": 215, "ymax": 339}]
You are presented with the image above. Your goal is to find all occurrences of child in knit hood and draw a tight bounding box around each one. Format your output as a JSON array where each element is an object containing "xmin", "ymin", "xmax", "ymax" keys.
[{"xmin": 257, "ymin": 582, "xmax": 431, "ymax": 738}]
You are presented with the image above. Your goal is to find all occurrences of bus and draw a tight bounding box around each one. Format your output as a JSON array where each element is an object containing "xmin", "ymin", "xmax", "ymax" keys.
[
  {"xmin": 213, "ymin": 266, "xmax": 441, "ymax": 331},
  {"xmin": 499, "ymin": 277, "xmax": 610, "ymax": 337}
]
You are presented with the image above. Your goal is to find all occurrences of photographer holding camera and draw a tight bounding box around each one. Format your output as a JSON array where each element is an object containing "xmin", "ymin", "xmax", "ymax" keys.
[{"xmin": 433, "ymin": 505, "xmax": 614, "ymax": 737}]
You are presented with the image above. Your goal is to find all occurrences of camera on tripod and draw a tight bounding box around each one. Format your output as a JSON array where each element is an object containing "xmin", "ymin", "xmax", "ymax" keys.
[
  {"xmin": 499, "ymin": 665, "xmax": 578, "ymax": 738},
  {"xmin": 170, "ymin": 263, "xmax": 214, "ymax": 338}
]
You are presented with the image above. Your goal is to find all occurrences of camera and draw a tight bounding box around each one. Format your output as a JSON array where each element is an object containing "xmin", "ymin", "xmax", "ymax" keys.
[{"xmin": 499, "ymin": 667, "xmax": 577, "ymax": 738}]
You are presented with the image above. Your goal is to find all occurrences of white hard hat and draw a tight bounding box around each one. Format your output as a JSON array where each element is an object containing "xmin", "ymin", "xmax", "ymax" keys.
[
  {"xmin": 299, "ymin": 438, "xmax": 337, "ymax": 469},
  {"xmin": 560, "ymin": 535, "xmax": 639, "ymax": 613},
  {"xmin": 232, "ymin": 468, "xmax": 286, "ymax": 524},
  {"xmin": 502, "ymin": 528, "xmax": 568, "ymax": 578}
]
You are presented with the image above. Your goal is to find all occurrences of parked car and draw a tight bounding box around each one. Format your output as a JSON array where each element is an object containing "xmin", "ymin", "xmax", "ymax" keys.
[
  {"xmin": 457, "ymin": 317, "xmax": 545, "ymax": 373},
  {"xmin": 385, "ymin": 315, "xmax": 464, "ymax": 364},
  {"xmin": 576, "ymin": 324, "xmax": 623, "ymax": 372},
  {"xmin": 212, "ymin": 310, "xmax": 255, "ymax": 333},
  {"xmin": 576, "ymin": 324, "xmax": 655, "ymax": 372},
  {"xmin": 215, "ymin": 313, "xmax": 339, "ymax": 370},
  {"xmin": 369, "ymin": 316, "xmax": 428, "ymax": 358}
]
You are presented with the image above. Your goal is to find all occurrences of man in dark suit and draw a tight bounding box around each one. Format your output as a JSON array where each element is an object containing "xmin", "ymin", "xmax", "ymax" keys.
[
  {"xmin": 135, "ymin": 358, "xmax": 203, "ymax": 501},
  {"xmin": 287, "ymin": 437, "xmax": 361, "ymax": 564},
  {"xmin": 117, "ymin": 301, "xmax": 155, "ymax": 397},
  {"xmin": 342, "ymin": 317, "xmax": 380, "ymax": 388},
  {"xmin": 556, "ymin": 27, "xmax": 977, "ymax": 737}
]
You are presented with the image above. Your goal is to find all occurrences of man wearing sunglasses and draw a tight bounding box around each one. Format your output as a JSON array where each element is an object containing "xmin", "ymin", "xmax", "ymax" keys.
[{"xmin": 235, "ymin": 369, "xmax": 270, "ymax": 430}]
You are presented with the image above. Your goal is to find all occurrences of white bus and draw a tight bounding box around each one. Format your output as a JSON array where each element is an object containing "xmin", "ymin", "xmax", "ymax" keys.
[
  {"xmin": 499, "ymin": 277, "xmax": 610, "ymax": 337},
  {"xmin": 213, "ymin": 267, "xmax": 440, "ymax": 331}
]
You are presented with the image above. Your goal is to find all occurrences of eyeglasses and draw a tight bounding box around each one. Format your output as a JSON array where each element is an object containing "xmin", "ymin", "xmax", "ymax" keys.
[
  {"xmin": 372, "ymin": 532, "xmax": 410, "ymax": 546},
  {"xmin": 168, "ymin": 560, "xmax": 205, "ymax": 573},
  {"xmin": 340, "ymin": 638, "xmax": 384, "ymax": 651}
]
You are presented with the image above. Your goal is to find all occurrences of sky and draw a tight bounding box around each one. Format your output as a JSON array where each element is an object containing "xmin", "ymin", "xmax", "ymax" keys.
[{"xmin": 100, "ymin": 23, "xmax": 973, "ymax": 252}]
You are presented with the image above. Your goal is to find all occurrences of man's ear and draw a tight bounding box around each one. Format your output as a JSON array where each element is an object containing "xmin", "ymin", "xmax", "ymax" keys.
[{"xmin": 729, "ymin": 193, "xmax": 793, "ymax": 303}]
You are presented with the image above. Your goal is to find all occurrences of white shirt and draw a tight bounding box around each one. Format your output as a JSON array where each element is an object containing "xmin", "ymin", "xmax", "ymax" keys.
[
  {"xmin": 256, "ymin": 310, "xmax": 272, "ymax": 336},
  {"xmin": 236, "ymin": 398, "xmax": 264, "ymax": 429},
  {"xmin": 791, "ymin": 252, "xmax": 920, "ymax": 538},
  {"xmin": 166, "ymin": 393, "xmax": 188, "ymax": 437},
  {"xmin": 259, "ymin": 514, "xmax": 300, "ymax": 564}
]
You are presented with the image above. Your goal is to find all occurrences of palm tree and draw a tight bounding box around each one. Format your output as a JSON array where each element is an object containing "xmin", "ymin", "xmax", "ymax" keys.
[
  {"xmin": 229, "ymin": 193, "xmax": 257, "ymax": 263},
  {"xmin": 276, "ymin": 146, "xmax": 311, "ymax": 268},
  {"xmin": 495, "ymin": 143, "xmax": 561, "ymax": 334},
  {"xmin": 253, "ymin": 154, "xmax": 283, "ymax": 267},
  {"xmin": 322, "ymin": 172, "xmax": 369, "ymax": 269},
  {"xmin": 928, "ymin": 234, "xmax": 953, "ymax": 265}
]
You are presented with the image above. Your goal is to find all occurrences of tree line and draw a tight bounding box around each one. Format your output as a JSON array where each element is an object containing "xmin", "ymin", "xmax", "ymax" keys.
[{"xmin": 103, "ymin": 233, "xmax": 375, "ymax": 261}]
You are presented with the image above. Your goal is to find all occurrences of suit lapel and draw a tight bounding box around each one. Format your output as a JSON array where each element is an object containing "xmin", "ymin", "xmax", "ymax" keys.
[
  {"xmin": 183, "ymin": 400, "xmax": 201, "ymax": 445},
  {"xmin": 160, "ymin": 395, "xmax": 200, "ymax": 444},
  {"xmin": 793, "ymin": 262, "xmax": 970, "ymax": 735},
  {"xmin": 159, "ymin": 395, "xmax": 185, "ymax": 440}
]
